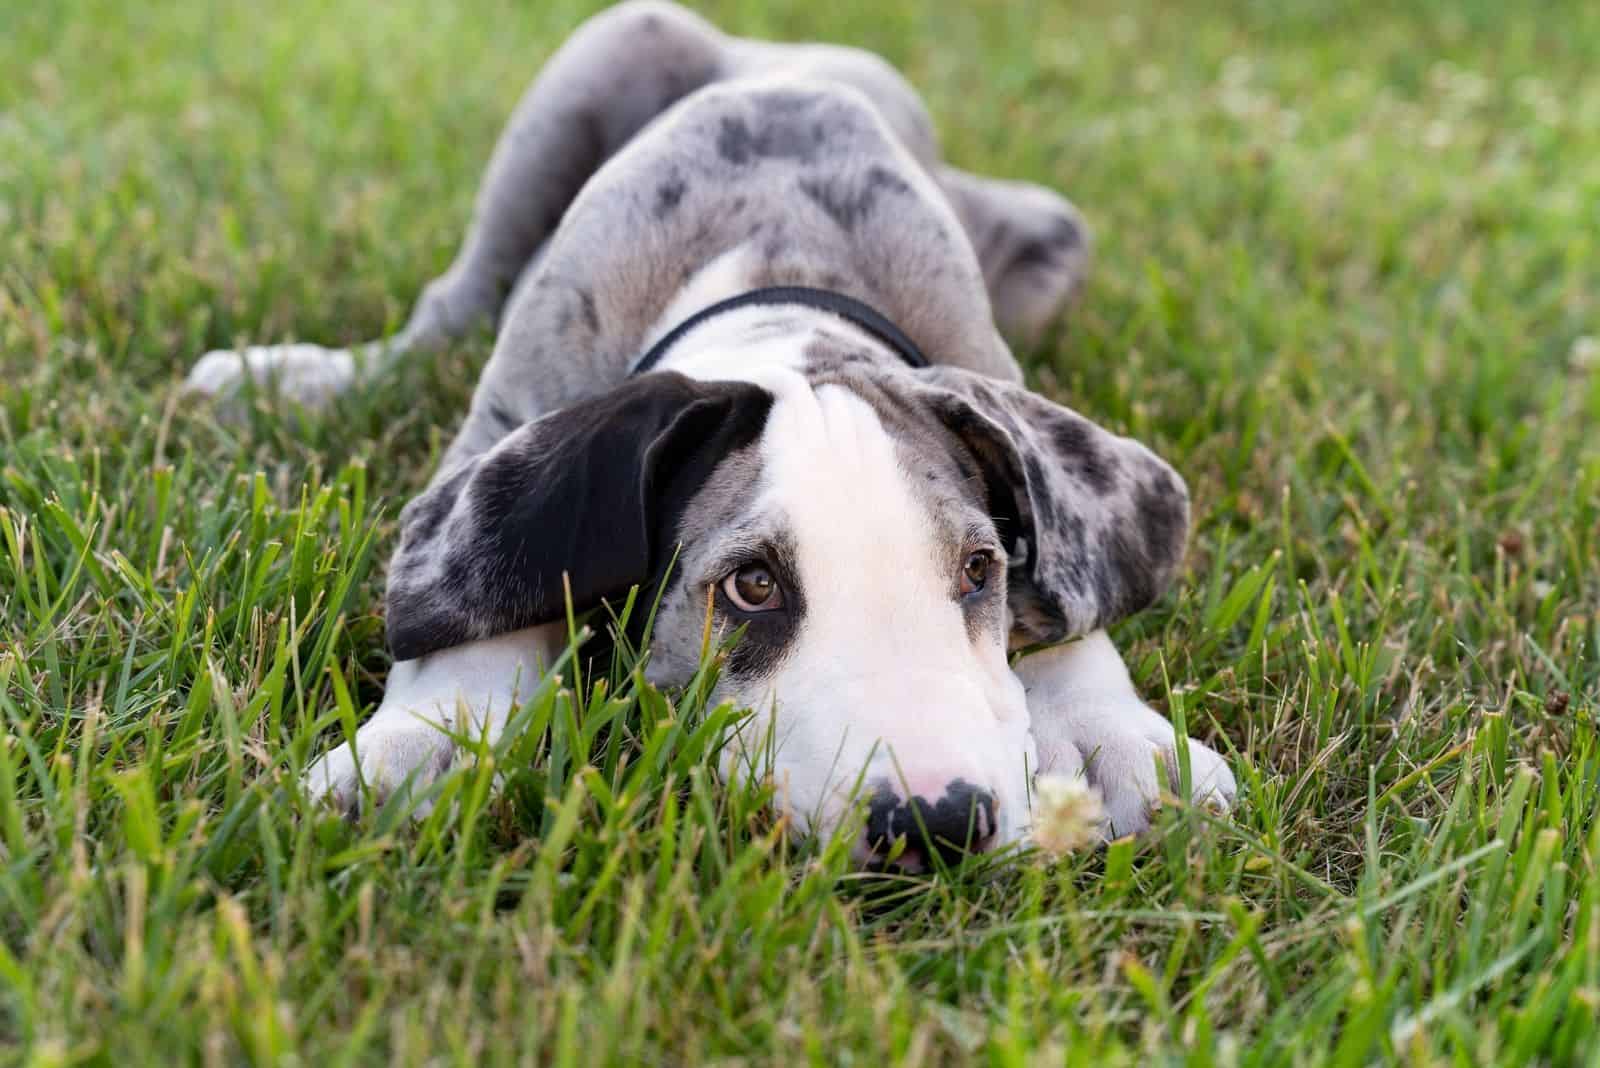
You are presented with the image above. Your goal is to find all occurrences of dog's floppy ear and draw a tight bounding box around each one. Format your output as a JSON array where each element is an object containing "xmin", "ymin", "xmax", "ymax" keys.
[
  {"xmin": 385, "ymin": 372, "xmax": 774, "ymax": 660},
  {"xmin": 915, "ymin": 367, "xmax": 1190, "ymax": 645}
]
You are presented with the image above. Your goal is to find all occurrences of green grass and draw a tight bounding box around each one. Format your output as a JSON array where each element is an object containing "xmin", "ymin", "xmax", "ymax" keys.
[{"xmin": 4, "ymin": 0, "xmax": 1600, "ymax": 1061}]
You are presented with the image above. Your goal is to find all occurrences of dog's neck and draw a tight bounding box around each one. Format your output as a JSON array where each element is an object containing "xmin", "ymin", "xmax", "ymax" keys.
[{"xmin": 638, "ymin": 242, "xmax": 914, "ymax": 386}]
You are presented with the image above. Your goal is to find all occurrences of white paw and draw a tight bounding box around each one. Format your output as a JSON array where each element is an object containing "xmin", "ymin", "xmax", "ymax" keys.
[
  {"xmin": 185, "ymin": 343, "xmax": 356, "ymax": 408},
  {"xmin": 1080, "ymin": 719, "xmax": 1236, "ymax": 837},
  {"xmin": 302, "ymin": 721, "xmax": 457, "ymax": 817}
]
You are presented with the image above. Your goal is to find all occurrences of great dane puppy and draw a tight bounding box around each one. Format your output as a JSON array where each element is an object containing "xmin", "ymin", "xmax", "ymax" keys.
[{"xmin": 188, "ymin": 1, "xmax": 1235, "ymax": 867}]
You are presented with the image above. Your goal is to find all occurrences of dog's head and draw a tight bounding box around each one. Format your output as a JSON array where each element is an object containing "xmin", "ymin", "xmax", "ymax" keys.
[{"xmin": 384, "ymin": 360, "xmax": 1188, "ymax": 868}]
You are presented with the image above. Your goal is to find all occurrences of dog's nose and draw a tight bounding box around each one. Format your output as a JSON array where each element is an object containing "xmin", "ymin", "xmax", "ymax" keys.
[{"xmin": 864, "ymin": 780, "xmax": 998, "ymax": 870}]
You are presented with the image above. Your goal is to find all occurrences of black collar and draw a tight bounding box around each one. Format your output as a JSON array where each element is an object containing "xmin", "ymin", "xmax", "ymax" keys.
[{"xmin": 629, "ymin": 285, "xmax": 931, "ymax": 377}]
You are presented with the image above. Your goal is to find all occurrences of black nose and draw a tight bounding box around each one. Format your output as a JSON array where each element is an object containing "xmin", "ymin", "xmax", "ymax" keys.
[{"xmin": 864, "ymin": 780, "xmax": 998, "ymax": 870}]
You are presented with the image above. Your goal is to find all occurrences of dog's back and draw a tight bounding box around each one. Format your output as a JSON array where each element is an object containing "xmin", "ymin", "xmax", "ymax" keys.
[{"xmin": 470, "ymin": 77, "xmax": 1018, "ymax": 460}]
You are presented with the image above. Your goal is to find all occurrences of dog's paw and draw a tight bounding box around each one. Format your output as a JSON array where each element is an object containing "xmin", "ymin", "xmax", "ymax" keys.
[
  {"xmin": 185, "ymin": 343, "xmax": 356, "ymax": 408},
  {"xmin": 1081, "ymin": 722, "xmax": 1236, "ymax": 837},
  {"xmin": 302, "ymin": 721, "xmax": 457, "ymax": 818}
]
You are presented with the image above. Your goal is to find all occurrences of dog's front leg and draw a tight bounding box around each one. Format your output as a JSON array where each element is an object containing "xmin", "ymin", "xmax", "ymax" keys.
[
  {"xmin": 303, "ymin": 622, "xmax": 566, "ymax": 816},
  {"xmin": 1017, "ymin": 631, "xmax": 1236, "ymax": 837}
]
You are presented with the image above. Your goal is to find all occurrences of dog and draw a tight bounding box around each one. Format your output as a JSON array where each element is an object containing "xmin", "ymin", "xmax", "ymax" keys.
[{"xmin": 186, "ymin": 1, "xmax": 1236, "ymax": 868}]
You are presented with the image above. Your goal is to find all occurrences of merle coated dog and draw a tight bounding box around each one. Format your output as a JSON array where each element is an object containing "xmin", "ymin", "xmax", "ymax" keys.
[{"xmin": 187, "ymin": 1, "xmax": 1236, "ymax": 868}]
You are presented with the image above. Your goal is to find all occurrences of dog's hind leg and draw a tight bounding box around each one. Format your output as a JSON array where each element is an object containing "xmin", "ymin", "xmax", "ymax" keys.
[
  {"xmin": 935, "ymin": 167, "xmax": 1092, "ymax": 353},
  {"xmin": 186, "ymin": 1, "xmax": 730, "ymax": 406},
  {"xmin": 395, "ymin": 2, "xmax": 729, "ymax": 353}
]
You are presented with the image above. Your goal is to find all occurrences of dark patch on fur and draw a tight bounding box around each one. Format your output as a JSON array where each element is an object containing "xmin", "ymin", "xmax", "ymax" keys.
[
  {"xmin": 1100, "ymin": 528, "xmax": 1153, "ymax": 621},
  {"xmin": 1012, "ymin": 215, "xmax": 1084, "ymax": 271},
  {"xmin": 1132, "ymin": 473, "xmax": 1188, "ymax": 579},
  {"xmin": 722, "ymin": 619, "xmax": 787, "ymax": 678},
  {"xmin": 716, "ymin": 114, "xmax": 821, "ymax": 166},
  {"xmin": 1010, "ymin": 584, "xmax": 1069, "ymax": 641},
  {"xmin": 866, "ymin": 164, "xmax": 912, "ymax": 198},
  {"xmin": 484, "ymin": 400, "xmax": 522, "ymax": 435},
  {"xmin": 576, "ymin": 287, "xmax": 600, "ymax": 333},
  {"xmin": 716, "ymin": 117, "xmax": 755, "ymax": 165},
  {"xmin": 1054, "ymin": 512, "xmax": 1093, "ymax": 597},
  {"xmin": 654, "ymin": 175, "xmax": 687, "ymax": 219},
  {"xmin": 797, "ymin": 180, "xmax": 854, "ymax": 229},
  {"xmin": 439, "ymin": 553, "xmax": 476, "ymax": 606},
  {"xmin": 1050, "ymin": 418, "xmax": 1119, "ymax": 496},
  {"xmin": 797, "ymin": 164, "xmax": 913, "ymax": 232},
  {"xmin": 1022, "ymin": 454, "xmax": 1057, "ymax": 528},
  {"xmin": 400, "ymin": 462, "xmax": 472, "ymax": 547}
]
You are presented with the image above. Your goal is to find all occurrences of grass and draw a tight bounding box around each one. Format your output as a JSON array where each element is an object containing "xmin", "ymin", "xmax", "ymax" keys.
[{"xmin": 3, "ymin": 0, "xmax": 1599, "ymax": 1061}]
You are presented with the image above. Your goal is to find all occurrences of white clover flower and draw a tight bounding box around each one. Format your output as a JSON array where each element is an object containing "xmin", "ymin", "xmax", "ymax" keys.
[
  {"xmin": 1570, "ymin": 336, "xmax": 1598, "ymax": 372},
  {"xmin": 1030, "ymin": 774, "xmax": 1107, "ymax": 856}
]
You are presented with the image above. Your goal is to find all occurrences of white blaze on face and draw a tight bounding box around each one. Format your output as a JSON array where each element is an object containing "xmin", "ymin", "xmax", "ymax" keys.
[{"xmin": 721, "ymin": 373, "xmax": 1035, "ymax": 847}]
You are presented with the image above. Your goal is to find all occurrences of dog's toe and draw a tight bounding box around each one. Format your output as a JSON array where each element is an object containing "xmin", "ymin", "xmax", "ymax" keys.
[
  {"xmin": 1180, "ymin": 737, "xmax": 1238, "ymax": 816},
  {"xmin": 1084, "ymin": 730, "xmax": 1237, "ymax": 837},
  {"xmin": 303, "ymin": 741, "xmax": 363, "ymax": 817},
  {"xmin": 302, "ymin": 724, "xmax": 457, "ymax": 819}
]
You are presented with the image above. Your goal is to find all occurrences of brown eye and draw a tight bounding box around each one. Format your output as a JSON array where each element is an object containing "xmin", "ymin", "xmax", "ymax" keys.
[
  {"xmin": 723, "ymin": 563, "xmax": 783, "ymax": 612},
  {"xmin": 961, "ymin": 551, "xmax": 991, "ymax": 596}
]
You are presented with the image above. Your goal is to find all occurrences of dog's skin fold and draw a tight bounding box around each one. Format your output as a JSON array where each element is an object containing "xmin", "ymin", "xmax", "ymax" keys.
[{"xmin": 187, "ymin": 1, "xmax": 1235, "ymax": 865}]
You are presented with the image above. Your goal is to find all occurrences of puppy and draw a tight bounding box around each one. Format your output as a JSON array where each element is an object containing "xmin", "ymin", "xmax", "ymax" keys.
[{"xmin": 188, "ymin": 1, "xmax": 1235, "ymax": 867}]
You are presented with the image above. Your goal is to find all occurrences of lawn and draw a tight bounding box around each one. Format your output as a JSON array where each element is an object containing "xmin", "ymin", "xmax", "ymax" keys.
[{"xmin": 3, "ymin": 0, "xmax": 1599, "ymax": 1061}]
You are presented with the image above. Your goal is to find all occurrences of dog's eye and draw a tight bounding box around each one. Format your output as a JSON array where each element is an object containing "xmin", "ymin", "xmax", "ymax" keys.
[
  {"xmin": 723, "ymin": 562, "xmax": 784, "ymax": 612},
  {"xmin": 960, "ymin": 551, "xmax": 991, "ymax": 596}
]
